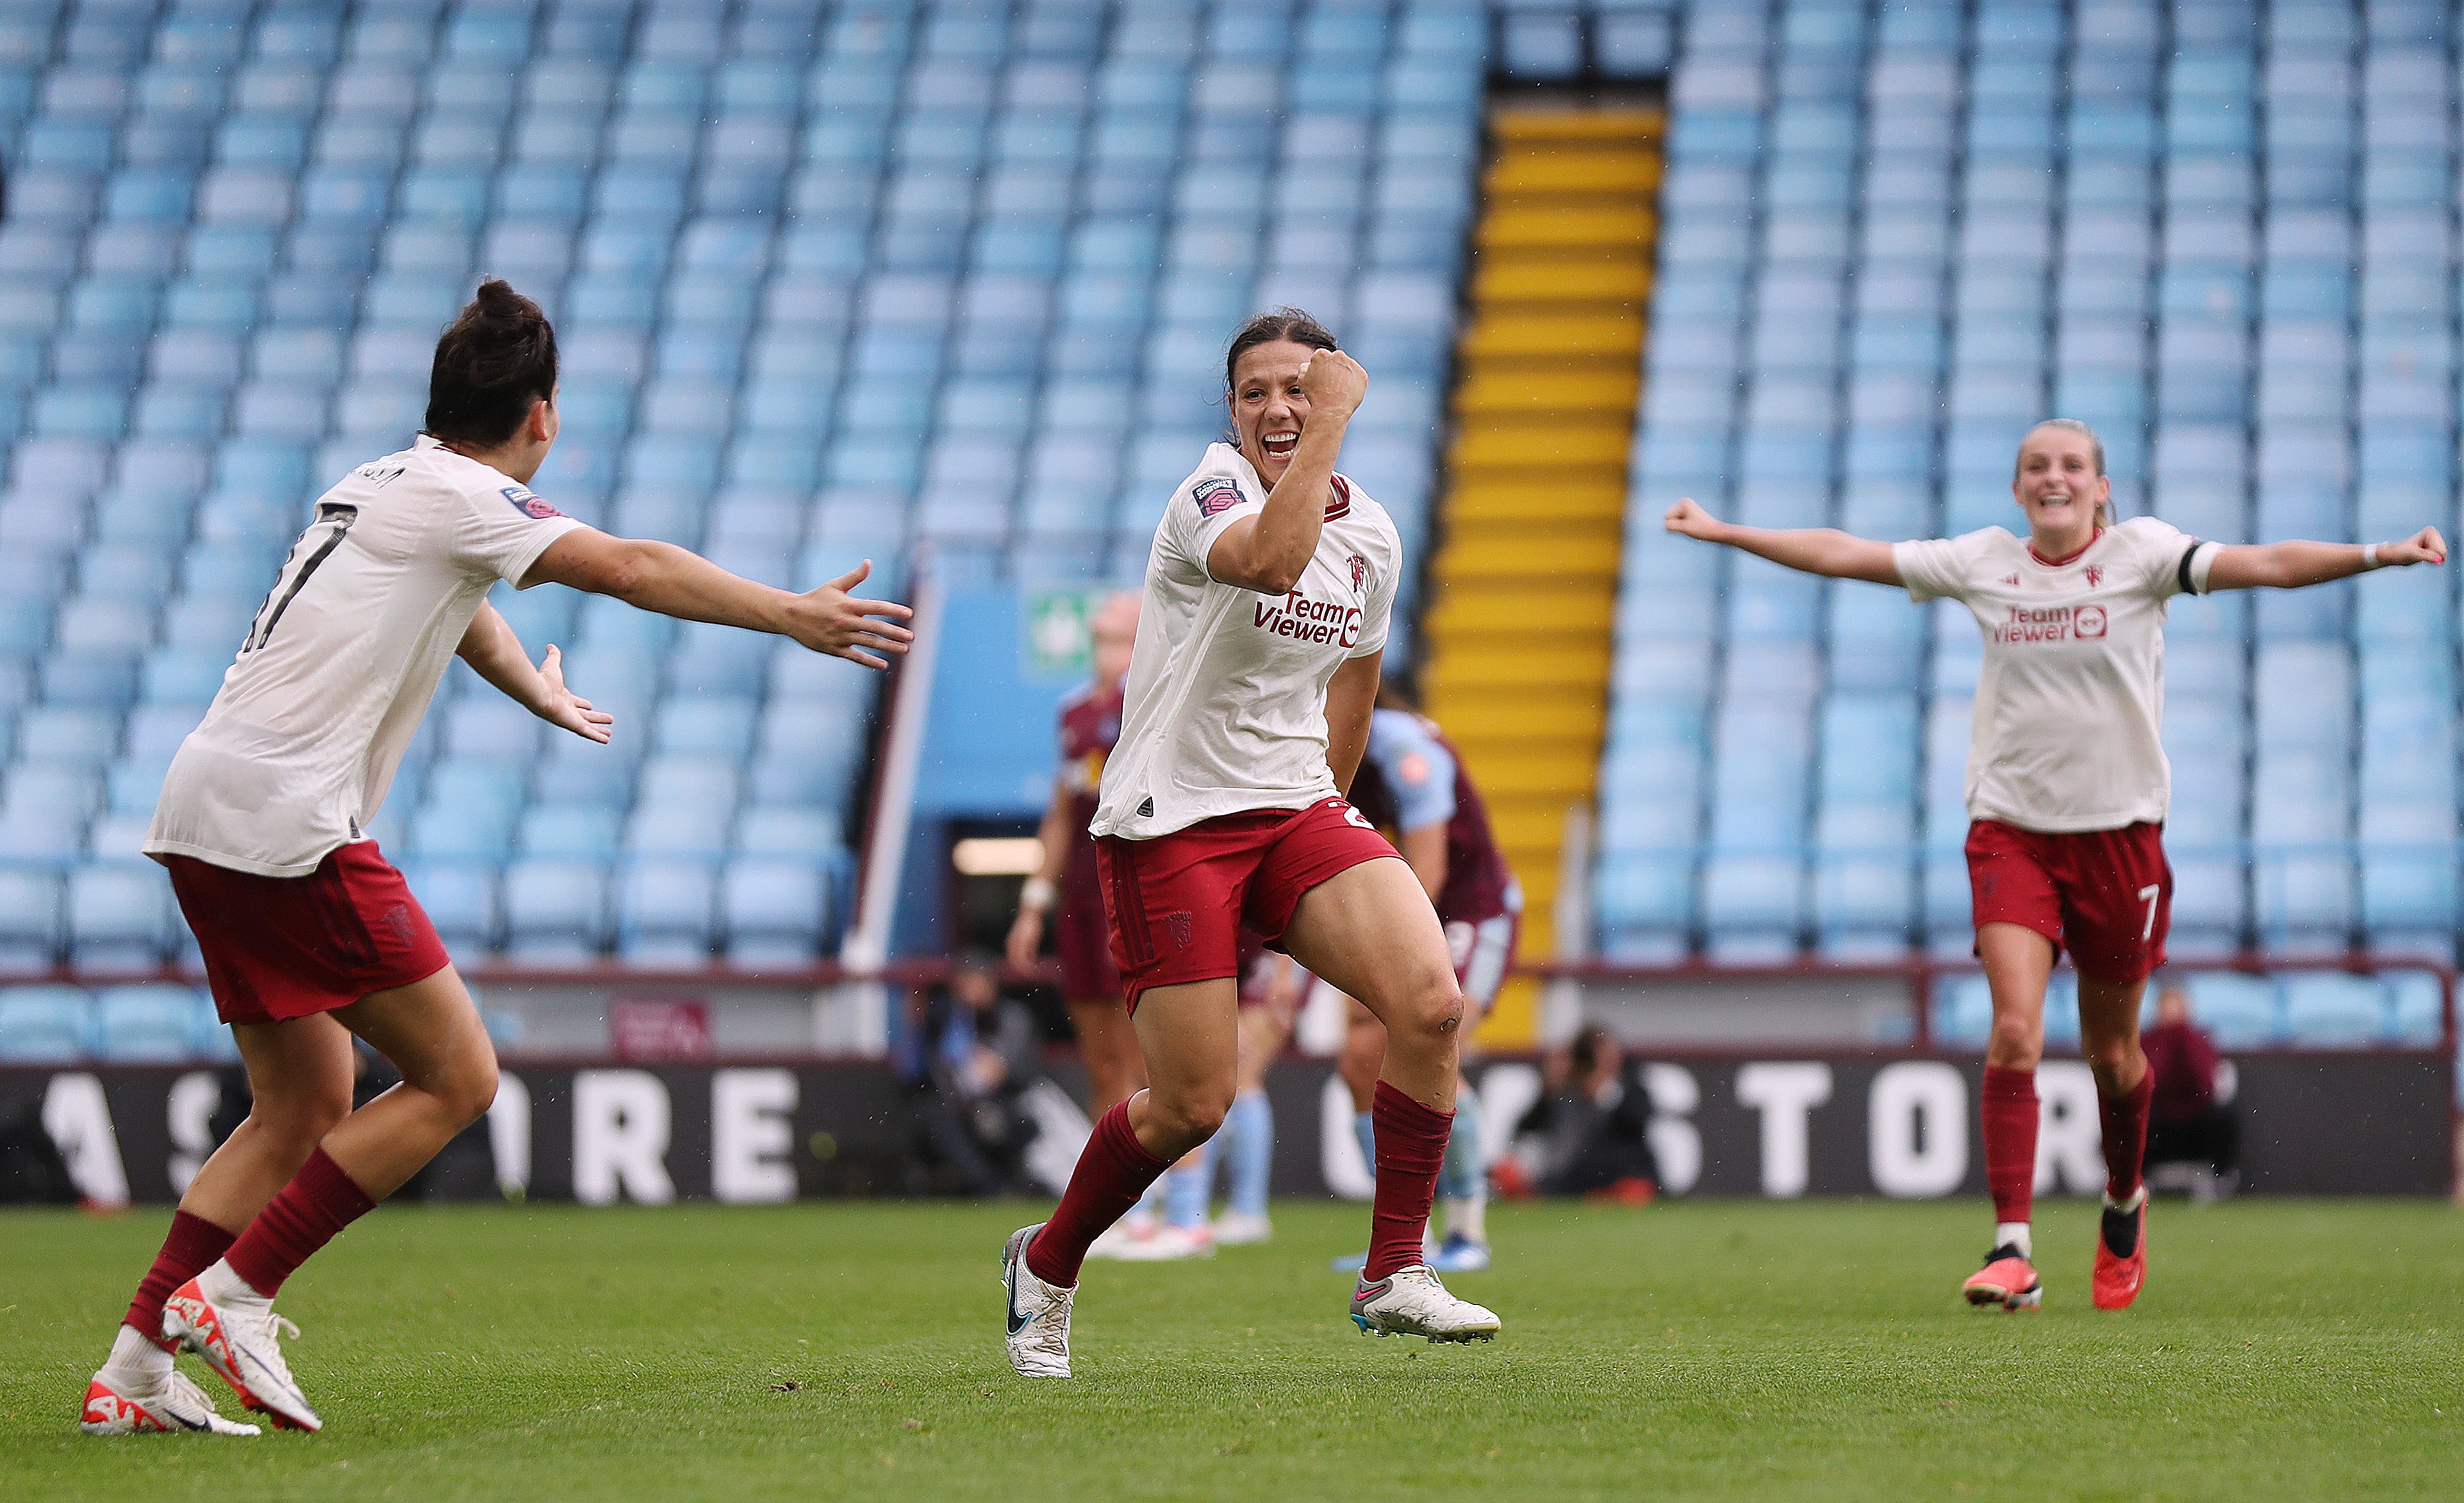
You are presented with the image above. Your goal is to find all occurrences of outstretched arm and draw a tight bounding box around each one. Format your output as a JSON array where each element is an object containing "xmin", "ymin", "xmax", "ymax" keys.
[
  {"xmin": 456, "ymin": 601, "xmax": 613, "ymax": 743},
  {"xmin": 2203, "ymin": 527, "xmax": 2447, "ymax": 591},
  {"xmin": 522, "ymin": 531, "xmax": 916, "ymax": 669},
  {"xmin": 1663, "ymin": 498, "xmax": 1903, "ymax": 586}
]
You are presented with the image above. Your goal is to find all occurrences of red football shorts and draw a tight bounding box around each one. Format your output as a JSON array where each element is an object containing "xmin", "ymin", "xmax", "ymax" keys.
[
  {"xmin": 165, "ymin": 841, "xmax": 453, "ymax": 1026},
  {"xmin": 1096, "ymin": 798, "xmax": 1400, "ymax": 1012},
  {"xmin": 1964, "ymin": 819, "xmax": 2172, "ymax": 985}
]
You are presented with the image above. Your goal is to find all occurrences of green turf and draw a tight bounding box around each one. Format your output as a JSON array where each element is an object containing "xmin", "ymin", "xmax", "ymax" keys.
[{"xmin": 3, "ymin": 1198, "xmax": 2459, "ymax": 1502}]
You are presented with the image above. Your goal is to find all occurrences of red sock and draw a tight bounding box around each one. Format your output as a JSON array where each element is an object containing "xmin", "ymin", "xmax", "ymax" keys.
[
  {"xmin": 1364, "ymin": 1081, "xmax": 1451, "ymax": 1282},
  {"xmin": 124, "ymin": 1210, "xmax": 237, "ymax": 1351},
  {"xmin": 2099, "ymin": 1067, "xmax": 2154, "ymax": 1203},
  {"xmin": 1980, "ymin": 1065, "xmax": 2038, "ymax": 1227},
  {"xmin": 223, "ymin": 1149, "xmax": 379, "ymax": 1298},
  {"xmin": 1025, "ymin": 1101, "xmax": 1170, "ymax": 1288}
]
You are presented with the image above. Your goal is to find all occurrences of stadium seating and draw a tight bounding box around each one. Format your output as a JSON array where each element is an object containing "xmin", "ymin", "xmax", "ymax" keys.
[
  {"xmin": 0, "ymin": 0, "xmax": 1489, "ymax": 972},
  {"xmin": 1600, "ymin": 0, "xmax": 2464, "ymax": 978}
]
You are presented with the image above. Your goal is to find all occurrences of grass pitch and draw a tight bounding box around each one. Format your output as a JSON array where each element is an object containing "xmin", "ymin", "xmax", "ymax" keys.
[{"xmin": 2, "ymin": 1197, "xmax": 2458, "ymax": 1502}]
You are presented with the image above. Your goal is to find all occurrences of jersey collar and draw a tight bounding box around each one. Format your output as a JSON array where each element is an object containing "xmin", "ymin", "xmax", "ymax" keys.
[
  {"xmin": 1325, "ymin": 473, "xmax": 1351, "ymax": 522},
  {"xmin": 2027, "ymin": 526, "xmax": 2105, "ymax": 569}
]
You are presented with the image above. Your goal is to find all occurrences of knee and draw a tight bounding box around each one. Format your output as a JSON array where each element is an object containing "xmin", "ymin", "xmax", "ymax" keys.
[
  {"xmin": 2083, "ymin": 1037, "xmax": 2139, "ymax": 1089},
  {"xmin": 1986, "ymin": 1013, "xmax": 2043, "ymax": 1067},
  {"xmin": 1146, "ymin": 1084, "xmax": 1232, "ymax": 1147},
  {"xmin": 250, "ymin": 1077, "xmax": 352, "ymax": 1148},
  {"xmin": 431, "ymin": 1047, "xmax": 499, "ymax": 1127},
  {"xmin": 1385, "ymin": 973, "xmax": 1466, "ymax": 1051}
]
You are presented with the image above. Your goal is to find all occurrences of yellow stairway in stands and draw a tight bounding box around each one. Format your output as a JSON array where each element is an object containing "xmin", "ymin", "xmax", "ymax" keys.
[{"xmin": 1423, "ymin": 105, "xmax": 1661, "ymax": 1046}]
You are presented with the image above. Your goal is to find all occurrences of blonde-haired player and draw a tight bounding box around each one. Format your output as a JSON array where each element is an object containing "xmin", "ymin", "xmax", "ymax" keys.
[{"xmin": 1668, "ymin": 418, "xmax": 2443, "ymax": 1311}]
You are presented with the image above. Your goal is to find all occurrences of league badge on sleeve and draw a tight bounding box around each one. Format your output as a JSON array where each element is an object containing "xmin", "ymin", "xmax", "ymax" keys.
[
  {"xmin": 501, "ymin": 486, "xmax": 564, "ymax": 520},
  {"xmin": 1193, "ymin": 477, "xmax": 1242, "ymax": 517}
]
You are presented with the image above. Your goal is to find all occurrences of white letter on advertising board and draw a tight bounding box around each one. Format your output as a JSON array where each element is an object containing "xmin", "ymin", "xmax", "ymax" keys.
[
  {"xmin": 42, "ymin": 1072, "xmax": 128, "ymax": 1206},
  {"xmin": 1868, "ymin": 1061, "xmax": 1969, "ymax": 1197},
  {"xmin": 713, "ymin": 1069, "xmax": 797, "ymax": 1204},
  {"xmin": 1641, "ymin": 1063, "xmax": 1702, "ymax": 1195},
  {"xmin": 1735, "ymin": 1062, "xmax": 1832, "ymax": 1198},
  {"xmin": 2033, "ymin": 1060, "xmax": 2103, "ymax": 1194},
  {"xmin": 166, "ymin": 1071, "xmax": 219, "ymax": 1196},
  {"xmin": 573, "ymin": 1070, "xmax": 675, "ymax": 1206}
]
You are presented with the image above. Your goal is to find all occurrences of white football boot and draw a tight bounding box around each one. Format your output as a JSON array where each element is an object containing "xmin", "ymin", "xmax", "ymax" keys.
[
  {"xmin": 1000, "ymin": 1224, "xmax": 1075, "ymax": 1379},
  {"xmin": 160, "ymin": 1264, "xmax": 321, "ymax": 1432},
  {"xmin": 1211, "ymin": 1211, "xmax": 1273, "ymax": 1245},
  {"xmin": 1350, "ymin": 1265, "xmax": 1501, "ymax": 1343},
  {"xmin": 81, "ymin": 1329, "xmax": 262, "ymax": 1437}
]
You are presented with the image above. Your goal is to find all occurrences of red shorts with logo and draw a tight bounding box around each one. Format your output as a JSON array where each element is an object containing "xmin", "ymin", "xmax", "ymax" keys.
[
  {"xmin": 165, "ymin": 841, "xmax": 452, "ymax": 1026},
  {"xmin": 1096, "ymin": 798, "xmax": 1399, "ymax": 1013},
  {"xmin": 1965, "ymin": 819, "xmax": 2172, "ymax": 985}
]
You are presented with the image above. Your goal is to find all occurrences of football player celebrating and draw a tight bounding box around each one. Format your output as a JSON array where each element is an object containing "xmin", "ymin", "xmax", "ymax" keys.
[
  {"xmin": 1667, "ymin": 418, "xmax": 2443, "ymax": 1311},
  {"xmin": 1000, "ymin": 310, "xmax": 1501, "ymax": 1377},
  {"xmin": 81, "ymin": 282, "xmax": 911, "ymax": 1436}
]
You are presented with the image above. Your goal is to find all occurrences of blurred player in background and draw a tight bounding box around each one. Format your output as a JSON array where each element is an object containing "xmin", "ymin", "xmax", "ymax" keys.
[
  {"xmin": 1331, "ymin": 680, "xmax": 1521, "ymax": 1274},
  {"xmin": 1000, "ymin": 310, "xmax": 1500, "ymax": 1379},
  {"xmin": 81, "ymin": 282, "xmax": 913, "ymax": 1437},
  {"xmin": 1008, "ymin": 591, "xmax": 1212, "ymax": 1261},
  {"xmin": 1667, "ymin": 417, "xmax": 2444, "ymax": 1313}
]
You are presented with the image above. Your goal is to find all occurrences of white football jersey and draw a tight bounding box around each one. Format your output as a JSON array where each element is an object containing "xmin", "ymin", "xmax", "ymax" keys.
[
  {"xmin": 1895, "ymin": 516, "xmax": 2218, "ymax": 834},
  {"xmin": 1091, "ymin": 442, "xmax": 1400, "ymax": 841},
  {"xmin": 146, "ymin": 436, "xmax": 581, "ymax": 876}
]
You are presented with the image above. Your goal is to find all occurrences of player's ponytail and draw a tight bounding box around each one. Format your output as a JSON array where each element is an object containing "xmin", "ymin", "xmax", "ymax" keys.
[
  {"xmin": 1221, "ymin": 307, "xmax": 1339, "ymax": 451},
  {"xmin": 425, "ymin": 279, "xmax": 559, "ymax": 447}
]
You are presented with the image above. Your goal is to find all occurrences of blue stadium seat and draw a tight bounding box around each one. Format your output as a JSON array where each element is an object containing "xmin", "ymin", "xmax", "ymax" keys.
[
  {"xmin": 92, "ymin": 983, "xmax": 199, "ymax": 1061},
  {"xmin": 502, "ymin": 856, "xmax": 609, "ymax": 964},
  {"xmin": 0, "ymin": 984, "xmax": 92, "ymax": 1062},
  {"xmin": 2383, "ymin": 971, "xmax": 2444, "ymax": 1046},
  {"xmin": 2279, "ymin": 973, "xmax": 2389, "ymax": 1047},
  {"xmin": 0, "ymin": 868, "xmax": 61, "ymax": 973},
  {"xmin": 67, "ymin": 862, "xmax": 175, "ymax": 969},
  {"xmin": 722, "ymin": 855, "xmax": 832, "ymax": 965},
  {"xmin": 617, "ymin": 857, "xmax": 718, "ymax": 964},
  {"xmin": 2185, "ymin": 973, "xmax": 2280, "ymax": 1047}
]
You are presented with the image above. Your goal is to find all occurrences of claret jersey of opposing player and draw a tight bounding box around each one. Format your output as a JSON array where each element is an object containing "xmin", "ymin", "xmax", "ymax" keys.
[
  {"xmin": 146, "ymin": 436, "xmax": 582, "ymax": 876},
  {"xmin": 1895, "ymin": 514, "xmax": 2218, "ymax": 834},
  {"xmin": 1091, "ymin": 443, "xmax": 1400, "ymax": 841}
]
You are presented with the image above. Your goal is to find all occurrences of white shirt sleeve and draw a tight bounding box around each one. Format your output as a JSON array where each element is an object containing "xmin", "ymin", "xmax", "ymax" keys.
[
  {"xmin": 2121, "ymin": 516, "xmax": 2219, "ymax": 598},
  {"xmin": 1189, "ymin": 469, "xmax": 1268, "ymax": 584},
  {"xmin": 445, "ymin": 478, "xmax": 584, "ymax": 587},
  {"xmin": 1893, "ymin": 529, "xmax": 1996, "ymax": 604}
]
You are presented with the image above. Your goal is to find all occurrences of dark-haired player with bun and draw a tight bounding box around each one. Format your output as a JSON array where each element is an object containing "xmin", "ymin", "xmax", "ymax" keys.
[
  {"xmin": 1000, "ymin": 309, "xmax": 1501, "ymax": 1379},
  {"xmin": 1667, "ymin": 416, "xmax": 2443, "ymax": 1315},
  {"xmin": 80, "ymin": 281, "xmax": 913, "ymax": 1438}
]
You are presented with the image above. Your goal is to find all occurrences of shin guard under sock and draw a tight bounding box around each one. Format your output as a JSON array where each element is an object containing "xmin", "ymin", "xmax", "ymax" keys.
[
  {"xmin": 124, "ymin": 1210, "xmax": 236, "ymax": 1351},
  {"xmin": 2098, "ymin": 1067, "xmax": 2155, "ymax": 1203},
  {"xmin": 1026, "ymin": 1101, "xmax": 1170, "ymax": 1287},
  {"xmin": 1364, "ymin": 1081, "xmax": 1451, "ymax": 1283},
  {"xmin": 223, "ymin": 1149, "xmax": 378, "ymax": 1298},
  {"xmin": 1980, "ymin": 1065, "xmax": 2039, "ymax": 1230}
]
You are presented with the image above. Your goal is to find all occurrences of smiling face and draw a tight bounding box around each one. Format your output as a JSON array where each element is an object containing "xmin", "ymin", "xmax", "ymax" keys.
[
  {"xmin": 2010, "ymin": 423, "xmax": 2111, "ymax": 553},
  {"xmin": 1230, "ymin": 339, "xmax": 1323, "ymax": 489}
]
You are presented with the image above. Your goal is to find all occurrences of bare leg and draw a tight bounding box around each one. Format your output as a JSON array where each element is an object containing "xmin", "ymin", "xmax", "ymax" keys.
[
  {"xmin": 1122, "ymin": 978, "xmax": 1240, "ymax": 1162},
  {"xmin": 176, "ymin": 1015, "xmax": 358, "ymax": 1234},
  {"xmin": 1235, "ymin": 1000, "xmax": 1291, "ymax": 1097},
  {"xmin": 1979, "ymin": 922, "xmax": 2053, "ymax": 1071},
  {"xmin": 1066, "ymin": 996, "xmax": 1148, "ymax": 1116},
  {"xmin": 1279, "ymin": 858, "xmax": 1462, "ymax": 1110},
  {"xmin": 320, "ymin": 965, "xmax": 499, "ymax": 1199},
  {"xmin": 2078, "ymin": 976, "xmax": 2149, "ymax": 1096},
  {"xmin": 1338, "ymin": 999, "xmax": 1384, "ymax": 1113}
]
